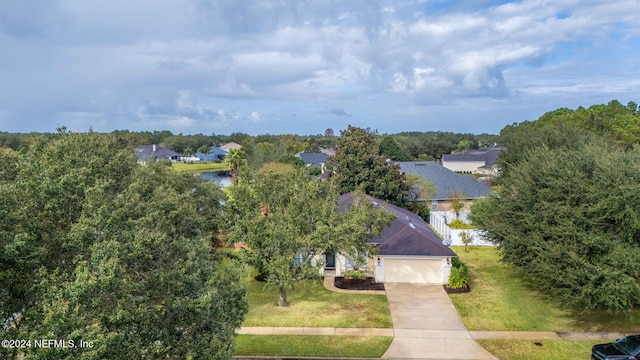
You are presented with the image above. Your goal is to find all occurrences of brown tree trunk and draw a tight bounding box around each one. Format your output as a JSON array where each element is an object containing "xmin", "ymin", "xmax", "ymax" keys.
[{"xmin": 278, "ymin": 287, "xmax": 288, "ymax": 307}]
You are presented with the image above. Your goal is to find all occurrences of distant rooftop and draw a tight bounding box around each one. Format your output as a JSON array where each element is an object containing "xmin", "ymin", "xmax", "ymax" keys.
[
  {"xmin": 399, "ymin": 161, "xmax": 491, "ymax": 200},
  {"xmin": 220, "ymin": 142, "xmax": 243, "ymax": 150},
  {"xmin": 298, "ymin": 152, "xmax": 329, "ymax": 167},
  {"xmin": 135, "ymin": 144, "xmax": 180, "ymax": 161},
  {"xmin": 442, "ymin": 145, "xmax": 505, "ymax": 166}
]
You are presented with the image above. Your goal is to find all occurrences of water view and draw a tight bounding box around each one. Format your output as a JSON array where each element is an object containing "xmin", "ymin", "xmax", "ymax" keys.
[{"xmin": 199, "ymin": 172, "xmax": 232, "ymax": 187}]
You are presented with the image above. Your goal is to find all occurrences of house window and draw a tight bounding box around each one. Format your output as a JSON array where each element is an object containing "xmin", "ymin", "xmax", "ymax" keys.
[
  {"xmin": 293, "ymin": 252, "xmax": 304, "ymax": 267},
  {"xmin": 431, "ymin": 200, "xmax": 438, "ymax": 211}
]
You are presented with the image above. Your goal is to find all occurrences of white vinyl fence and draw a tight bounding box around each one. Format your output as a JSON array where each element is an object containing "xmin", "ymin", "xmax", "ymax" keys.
[{"xmin": 429, "ymin": 211, "xmax": 494, "ymax": 246}]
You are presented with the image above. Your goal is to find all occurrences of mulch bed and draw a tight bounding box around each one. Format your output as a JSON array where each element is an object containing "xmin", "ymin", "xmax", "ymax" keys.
[
  {"xmin": 443, "ymin": 285, "xmax": 471, "ymax": 294},
  {"xmin": 333, "ymin": 277, "xmax": 385, "ymax": 291}
]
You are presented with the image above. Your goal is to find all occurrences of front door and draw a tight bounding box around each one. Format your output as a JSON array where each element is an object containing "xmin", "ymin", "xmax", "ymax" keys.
[{"xmin": 325, "ymin": 253, "xmax": 336, "ymax": 268}]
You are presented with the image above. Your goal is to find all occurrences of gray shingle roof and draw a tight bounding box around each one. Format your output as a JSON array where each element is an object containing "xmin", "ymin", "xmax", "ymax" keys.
[
  {"xmin": 442, "ymin": 146, "xmax": 505, "ymax": 166},
  {"xmin": 338, "ymin": 192, "xmax": 456, "ymax": 257},
  {"xmin": 299, "ymin": 152, "xmax": 329, "ymax": 167},
  {"xmin": 135, "ymin": 144, "xmax": 181, "ymax": 160},
  {"xmin": 209, "ymin": 146, "xmax": 228, "ymax": 156},
  {"xmin": 399, "ymin": 161, "xmax": 491, "ymax": 200}
]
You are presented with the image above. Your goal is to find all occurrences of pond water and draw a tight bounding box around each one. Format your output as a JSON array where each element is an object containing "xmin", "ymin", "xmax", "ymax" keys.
[{"xmin": 199, "ymin": 172, "xmax": 232, "ymax": 187}]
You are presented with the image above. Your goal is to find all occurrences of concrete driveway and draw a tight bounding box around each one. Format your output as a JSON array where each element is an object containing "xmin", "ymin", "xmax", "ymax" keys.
[{"xmin": 382, "ymin": 283, "xmax": 497, "ymax": 360}]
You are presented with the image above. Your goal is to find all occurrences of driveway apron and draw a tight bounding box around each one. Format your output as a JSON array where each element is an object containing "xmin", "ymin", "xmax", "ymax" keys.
[{"xmin": 382, "ymin": 283, "xmax": 497, "ymax": 360}]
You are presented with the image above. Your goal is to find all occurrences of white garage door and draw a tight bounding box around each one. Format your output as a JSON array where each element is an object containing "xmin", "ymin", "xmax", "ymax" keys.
[{"xmin": 383, "ymin": 258, "xmax": 443, "ymax": 284}]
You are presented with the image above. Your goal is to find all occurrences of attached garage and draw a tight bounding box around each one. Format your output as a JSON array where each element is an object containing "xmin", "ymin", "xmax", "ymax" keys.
[
  {"xmin": 337, "ymin": 192, "xmax": 457, "ymax": 285},
  {"xmin": 382, "ymin": 257, "xmax": 445, "ymax": 284}
]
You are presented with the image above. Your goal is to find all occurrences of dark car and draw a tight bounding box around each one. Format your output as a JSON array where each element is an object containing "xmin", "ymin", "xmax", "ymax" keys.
[{"xmin": 592, "ymin": 335, "xmax": 640, "ymax": 360}]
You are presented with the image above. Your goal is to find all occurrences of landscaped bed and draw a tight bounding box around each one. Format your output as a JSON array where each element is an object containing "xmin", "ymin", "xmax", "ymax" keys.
[{"xmin": 334, "ymin": 277, "xmax": 385, "ymax": 291}]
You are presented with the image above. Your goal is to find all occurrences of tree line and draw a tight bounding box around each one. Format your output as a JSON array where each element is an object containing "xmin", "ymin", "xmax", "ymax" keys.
[
  {"xmin": 471, "ymin": 99, "xmax": 640, "ymax": 313},
  {"xmin": 0, "ymin": 127, "xmax": 500, "ymax": 166},
  {"xmin": 0, "ymin": 133, "xmax": 247, "ymax": 359}
]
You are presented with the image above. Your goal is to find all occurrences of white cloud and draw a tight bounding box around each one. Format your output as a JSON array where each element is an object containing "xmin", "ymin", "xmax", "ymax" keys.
[{"xmin": 0, "ymin": 0, "xmax": 638, "ymax": 135}]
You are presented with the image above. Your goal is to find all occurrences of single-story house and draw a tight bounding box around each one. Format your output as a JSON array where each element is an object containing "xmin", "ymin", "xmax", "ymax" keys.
[
  {"xmin": 442, "ymin": 145, "xmax": 505, "ymax": 175},
  {"xmin": 297, "ymin": 152, "xmax": 329, "ymax": 171},
  {"xmin": 196, "ymin": 146, "xmax": 228, "ymax": 161},
  {"xmin": 319, "ymin": 147, "xmax": 336, "ymax": 157},
  {"xmin": 220, "ymin": 142, "xmax": 243, "ymax": 152},
  {"xmin": 135, "ymin": 144, "xmax": 181, "ymax": 163},
  {"xmin": 325, "ymin": 192, "xmax": 456, "ymax": 284},
  {"xmin": 399, "ymin": 161, "xmax": 491, "ymax": 211}
]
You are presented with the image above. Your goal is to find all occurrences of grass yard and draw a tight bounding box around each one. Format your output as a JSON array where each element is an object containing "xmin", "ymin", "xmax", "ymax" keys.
[
  {"xmin": 234, "ymin": 335, "xmax": 392, "ymax": 357},
  {"xmin": 171, "ymin": 161, "xmax": 229, "ymax": 173},
  {"xmin": 449, "ymin": 246, "xmax": 640, "ymax": 333},
  {"xmin": 476, "ymin": 339, "xmax": 608, "ymax": 360},
  {"xmin": 243, "ymin": 272, "xmax": 392, "ymax": 328}
]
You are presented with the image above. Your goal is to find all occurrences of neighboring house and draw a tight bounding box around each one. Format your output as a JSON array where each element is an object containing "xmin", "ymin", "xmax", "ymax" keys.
[
  {"xmin": 196, "ymin": 146, "xmax": 228, "ymax": 161},
  {"xmin": 220, "ymin": 142, "xmax": 243, "ymax": 152},
  {"xmin": 442, "ymin": 145, "xmax": 505, "ymax": 174},
  {"xmin": 297, "ymin": 152, "xmax": 329, "ymax": 171},
  {"xmin": 135, "ymin": 144, "xmax": 181, "ymax": 163},
  {"xmin": 323, "ymin": 192, "xmax": 456, "ymax": 285},
  {"xmin": 319, "ymin": 147, "xmax": 336, "ymax": 157},
  {"xmin": 399, "ymin": 161, "xmax": 491, "ymax": 211}
]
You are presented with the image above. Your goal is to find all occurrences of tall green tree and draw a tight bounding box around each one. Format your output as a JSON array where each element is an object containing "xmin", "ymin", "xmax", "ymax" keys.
[
  {"xmin": 378, "ymin": 136, "xmax": 406, "ymax": 161},
  {"xmin": 470, "ymin": 139, "xmax": 640, "ymax": 312},
  {"xmin": 227, "ymin": 163, "xmax": 393, "ymax": 306},
  {"xmin": 325, "ymin": 126, "xmax": 409, "ymax": 205},
  {"xmin": 0, "ymin": 133, "xmax": 247, "ymax": 359}
]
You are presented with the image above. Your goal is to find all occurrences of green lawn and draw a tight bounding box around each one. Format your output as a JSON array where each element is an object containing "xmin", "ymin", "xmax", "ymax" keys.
[
  {"xmin": 234, "ymin": 335, "xmax": 392, "ymax": 357},
  {"xmin": 449, "ymin": 246, "xmax": 640, "ymax": 332},
  {"xmin": 242, "ymin": 272, "xmax": 392, "ymax": 328},
  {"xmin": 171, "ymin": 161, "xmax": 229, "ymax": 172},
  {"xmin": 476, "ymin": 339, "xmax": 608, "ymax": 360}
]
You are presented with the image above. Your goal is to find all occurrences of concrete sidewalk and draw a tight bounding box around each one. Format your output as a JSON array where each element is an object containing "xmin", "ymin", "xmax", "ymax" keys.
[
  {"xmin": 238, "ymin": 326, "xmax": 626, "ymax": 341},
  {"xmin": 238, "ymin": 326, "xmax": 393, "ymax": 336}
]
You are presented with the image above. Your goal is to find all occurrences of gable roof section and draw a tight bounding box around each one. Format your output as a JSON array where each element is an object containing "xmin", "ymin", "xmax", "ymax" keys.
[
  {"xmin": 209, "ymin": 146, "xmax": 228, "ymax": 156},
  {"xmin": 442, "ymin": 146, "xmax": 505, "ymax": 166},
  {"xmin": 320, "ymin": 147, "xmax": 336, "ymax": 156},
  {"xmin": 299, "ymin": 152, "xmax": 329, "ymax": 167},
  {"xmin": 135, "ymin": 144, "xmax": 180, "ymax": 160},
  {"xmin": 399, "ymin": 161, "xmax": 491, "ymax": 200},
  {"xmin": 220, "ymin": 142, "xmax": 242, "ymax": 150},
  {"xmin": 338, "ymin": 192, "xmax": 455, "ymax": 257}
]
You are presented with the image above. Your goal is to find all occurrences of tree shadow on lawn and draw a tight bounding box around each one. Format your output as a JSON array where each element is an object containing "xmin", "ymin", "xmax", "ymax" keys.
[{"xmin": 243, "ymin": 275, "xmax": 391, "ymax": 328}]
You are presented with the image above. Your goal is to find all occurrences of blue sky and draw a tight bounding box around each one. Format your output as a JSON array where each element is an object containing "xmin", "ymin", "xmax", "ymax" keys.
[{"xmin": 1, "ymin": 0, "xmax": 638, "ymax": 136}]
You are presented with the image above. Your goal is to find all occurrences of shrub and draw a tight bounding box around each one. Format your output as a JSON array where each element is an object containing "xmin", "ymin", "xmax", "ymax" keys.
[
  {"xmin": 448, "ymin": 219, "xmax": 474, "ymax": 229},
  {"xmin": 344, "ymin": 270, "xmax": 366, "ymax": 280},
  {"xmin": 447, "ymin": 264, "xmax": 469, "ymax": 289},
  {"xmin": 451, "ymin": 256, "xmax": 463, "ymax": 269}
]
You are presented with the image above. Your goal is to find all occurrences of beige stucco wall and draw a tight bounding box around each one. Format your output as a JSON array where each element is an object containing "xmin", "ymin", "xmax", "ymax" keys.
[
  {"xmin": 442, "ymin": 160, "xmax": 485, "ymax": 173},
  {"xmin": 432, "ymin": 199, "xmax": 475, "ymax": 212}
]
